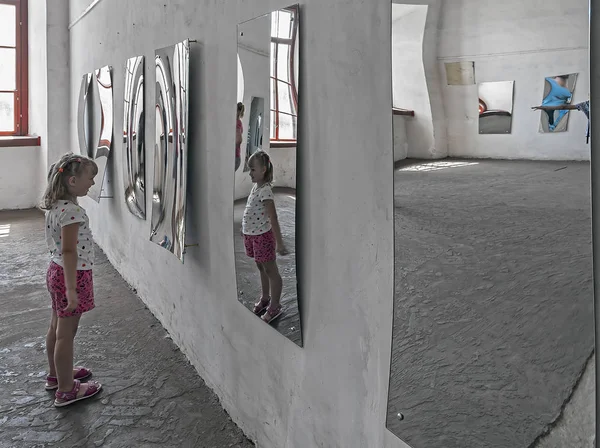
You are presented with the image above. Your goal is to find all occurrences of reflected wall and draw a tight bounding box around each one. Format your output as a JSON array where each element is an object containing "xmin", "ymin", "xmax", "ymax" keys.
[
  {"xmin": 538, "ymin": 73, "xmax": 578, "ymax": 133},
  {"xmin": 234, "ymin": 5, "xmax": 302, "ymax": 347},
  {"xmin": 150, "ymin": 40, "xmax": 190, "ymax": 262},
  {"xmin": 123, "ymin": 55, "xmax": 146, "ymax": 219}
]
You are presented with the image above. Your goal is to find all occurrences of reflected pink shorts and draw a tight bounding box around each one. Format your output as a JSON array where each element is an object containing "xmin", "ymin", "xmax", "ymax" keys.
[
  {"xmin": 244, "ymin": 229, "xmax": 276, "ymax": 264},
  {"xmin": 46, "ymin": 262, "xmax": 95, "ymax": 318}
]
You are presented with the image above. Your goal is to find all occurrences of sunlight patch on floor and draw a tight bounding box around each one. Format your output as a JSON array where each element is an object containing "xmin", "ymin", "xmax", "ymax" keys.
[{"xmin": 399, "ymin": 161, "xmax": 479, "ymax": 172}]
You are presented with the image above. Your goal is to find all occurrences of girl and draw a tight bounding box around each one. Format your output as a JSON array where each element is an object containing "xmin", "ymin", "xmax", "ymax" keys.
[
  {"xmin": 235, "ymin": 102, "xmax": 245, "ymax": 171},
  {"xmin": 41, "ymin": 153, "xmax": 102, "ymax": 407},
  {"xmin": 242, "ymin": 150, "xmax": 288, "ymax": 323}
]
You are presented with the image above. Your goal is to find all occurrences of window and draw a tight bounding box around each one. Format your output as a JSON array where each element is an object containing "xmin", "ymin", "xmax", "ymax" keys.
[
  {"xmin": 0, "ymin": 0, "xmax": 28, "ymax": 136},
  {"xmin": 269, "ymin": 6, "xmax": 298, "ymax": 144}
]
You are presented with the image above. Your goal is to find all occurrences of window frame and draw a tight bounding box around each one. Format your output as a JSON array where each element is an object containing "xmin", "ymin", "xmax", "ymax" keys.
[
  {"xmin": 269, "ymin": 5, "xmax": 298, "ymax": 147},
  {"xmin": 0, "ymin": 0, "xmax": 28, "ymax": 137}
]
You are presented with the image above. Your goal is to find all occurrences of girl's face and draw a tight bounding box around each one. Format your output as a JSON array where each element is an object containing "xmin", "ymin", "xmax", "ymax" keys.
[
  {"xmin": 68, "ymin": 165, "xmax": 96, "ymax": 197},
  {"xmin": 249, "ymin": 160, "xmax": 266, "ymax": 184}
]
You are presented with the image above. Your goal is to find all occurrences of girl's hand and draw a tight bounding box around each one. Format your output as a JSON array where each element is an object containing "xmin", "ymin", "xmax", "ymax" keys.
[
  {"xmin": 65, "ymin": 288, "xmax": 79, "ymax": 313},
  {"xmin": 531, "ymin": 106, "xmax": 542, "ymax": 110},
  {"xmin": 277, "ymin": 244, "xmax": 289, "ymax": 256}
]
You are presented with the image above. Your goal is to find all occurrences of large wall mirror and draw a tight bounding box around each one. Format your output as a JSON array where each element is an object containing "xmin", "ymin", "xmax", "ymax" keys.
[
  {"xmin": 387, "ymin": 3, "xmax": 593, "ymax": 447},
  {"xmin": 233, "ymin": 5, "xmax": 302, "ymax": 347}
]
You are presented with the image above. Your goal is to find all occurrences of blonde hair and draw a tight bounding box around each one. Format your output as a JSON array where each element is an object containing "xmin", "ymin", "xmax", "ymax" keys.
[
  {"xmin": 41, "ymin": 153, "xmax": 98, "ymax": 210},
  {"xmin": 248, "ymin": 150, "xmax": 273, "ymax": 183}
]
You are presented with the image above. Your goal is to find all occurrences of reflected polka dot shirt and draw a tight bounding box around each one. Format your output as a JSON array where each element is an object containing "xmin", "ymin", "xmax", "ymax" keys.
[{"xmin": 242, "ymin": 183, "xmax": 275, "ymax": 236}]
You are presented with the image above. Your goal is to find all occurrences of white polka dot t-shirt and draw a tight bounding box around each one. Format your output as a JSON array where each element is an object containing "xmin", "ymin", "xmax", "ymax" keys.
[
  {"xmin": 45, "ymin": 201, "xmax": 94, "ymax": 270},
  {"xmin": 242, "ymin": 183, "xmax": 275, "ymax": 236}
]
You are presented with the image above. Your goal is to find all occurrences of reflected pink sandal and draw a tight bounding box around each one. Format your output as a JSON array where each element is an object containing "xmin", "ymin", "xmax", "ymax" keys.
[
  {"xmin": 45, "ymin": 367, "xmax": 92, "ymax": 391},
  {"xmin": 54, "ymin": 379, "xmax": 102, "ymax": 407},
  {"xmin": 253, "ymin": 297, "xmax": 270, "ymax": 315},
  {"xmin": 261, "ymin": 304, "xmax": 283, "ymax": 323}
]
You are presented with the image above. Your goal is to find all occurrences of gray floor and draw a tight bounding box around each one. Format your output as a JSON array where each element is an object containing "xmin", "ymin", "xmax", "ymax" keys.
[
  {"xmin": 0, "ymin": 209, "xmax": 253, "ymax": 448},
  {"xmin": 233, "ymin": 188, "xmax": 302, "ymax": 346},
  {"xmin": 387, "ymin": 159, "xmax": 595, "ymax": 448}
]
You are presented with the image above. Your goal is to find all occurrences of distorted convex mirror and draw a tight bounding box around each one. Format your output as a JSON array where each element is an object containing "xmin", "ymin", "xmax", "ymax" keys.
[
  {"xmin": 123, "ymin": 55, "xmax": 146, "ymax": 220},
  {"xmin": 234, "ymin": 5, "xmax": 303, "ymax": 347},
  {"xmin": 150, "ymin": 40, "xmax": 190, "ymax": 262},
  {"xmin": 77, "ymin": 73, "xmax": 94, "ymax": 159},
  {"xmin": 77, "ymin": 66, "xmax": 114, "ymax": 202}
]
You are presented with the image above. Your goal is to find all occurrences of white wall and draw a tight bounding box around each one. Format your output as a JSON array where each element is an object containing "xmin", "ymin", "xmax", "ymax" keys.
[
  {"xmin": 0, "ymin": 147, "xmax": 39, "ymax": 210},
  {"xmin": 28, "ymin": 0, "xmax": 48, "ymax": 206},
  {"xmin": 392, "ymin": 5, "xmax": 432, "ymax": 159},
  {"xmin": 68, "ymin": 1, "xmax": 403, "ymax": 448},
  {"xmin": 391, "ymin": 0, "xmax": 447, "ymax": 159},
  {"xmin": 439, "ymin": 0, "xmax": 590, "ymax": 160},
  {"xmin": 27, "ymin": 0, "xmax": 71, "ymax": 204}
]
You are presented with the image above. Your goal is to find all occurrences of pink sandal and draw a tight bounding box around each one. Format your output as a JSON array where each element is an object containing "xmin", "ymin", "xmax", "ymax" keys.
[
  {"xmin": 253, "ymin": 297, "xmax": 270, "ymax": 315},
  {"xmin": 54, "ymin": 379, "xmax": 102, "ymax": 407},
  {"xmin": 45, "ymin": 367, "xmax": 92, "ymax": 390},
  {"xmin": 261, "ymin": 304, "xmax": 283, "ymax": 323}
]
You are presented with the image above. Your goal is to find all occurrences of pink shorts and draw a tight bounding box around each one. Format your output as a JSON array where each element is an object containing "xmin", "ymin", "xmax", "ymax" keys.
[
  {"xmin": 46, "ymin": 262, "xmax": 95, "ymax": 318},
  {"xmin": 244, "ymin": 229, "xmax": 276, "ymax": 264}
]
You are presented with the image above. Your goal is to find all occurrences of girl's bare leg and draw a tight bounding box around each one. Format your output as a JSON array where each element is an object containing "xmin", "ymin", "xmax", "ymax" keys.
[
  {"xmin": 256, "ymin": 262, "xmax": 271, "ymax": 300},
  {"xmin": 46, "ymin": 311, "xmax": 58, "ymax": 377},
  {"xmin": 54, "ymin": 315, "xmax": 90, "ymax": 395},
  {"xmin": 262, "ymin": 261, "xmax": 282, "ymax": 307}
]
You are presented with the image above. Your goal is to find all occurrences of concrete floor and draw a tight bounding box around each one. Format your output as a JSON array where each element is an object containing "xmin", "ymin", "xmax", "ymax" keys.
[
  {"xmin": 0, "ymin": 209, "xmax": 253, "ymax": 448},
  {"xmin": 233, "ymin": 189, "xmax": 302, "ymax": 346},
  {"xmin": 387, "ymin": 160, "xmax": 595, "ymax": 448}
]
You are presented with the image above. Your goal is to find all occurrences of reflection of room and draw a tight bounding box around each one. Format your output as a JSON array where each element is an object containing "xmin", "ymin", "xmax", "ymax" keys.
[
  {"xmin": 234, "ymin": 6, "xmax": 301, "ymax": 346},
  {"xmin": 388, "ymin": 2, "xmax": 593, "ymax": 448}
]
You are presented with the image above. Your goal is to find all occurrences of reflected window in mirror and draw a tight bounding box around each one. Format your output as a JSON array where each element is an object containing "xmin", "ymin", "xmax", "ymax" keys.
[{"xmin": 269, "ymin": 6, "xmax": 298, "ymax": 145}]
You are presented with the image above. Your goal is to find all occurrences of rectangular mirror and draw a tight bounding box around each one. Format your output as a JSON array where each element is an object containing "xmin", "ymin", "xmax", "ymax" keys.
[
  {"xmin": 478, "ymin": 80, "xmax": 514, "ymax": 134},
  {"xmin": 123, "ymin": 55, "xmax": 146, "ymax": 219},
  {"xmin": 234, "ymin": 5, "xmax": 302, "ymax": 347},
  {"xmin": 150, "ymin": 40, "xmax": 190, "ymax": 262},
  {"xmin": 538, "ymin": 73, "xmax": 579, "ymax": 133},
  {"xmin": 387, "ymin": 3, "xmax": 593, "ymax": 447}
]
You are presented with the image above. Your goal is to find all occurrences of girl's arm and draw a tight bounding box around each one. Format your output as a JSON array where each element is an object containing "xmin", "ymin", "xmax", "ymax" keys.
[
  {"xmin": 264, "ymin": 200, "xmax": 288, "ymax": 254},
  {"xmin": 532, "ymin": 104, "xmax": 577, "ymax": 111},
  {"xmin": 61, "ymin": 223, "xmax": 80, "ymax": 310}
]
